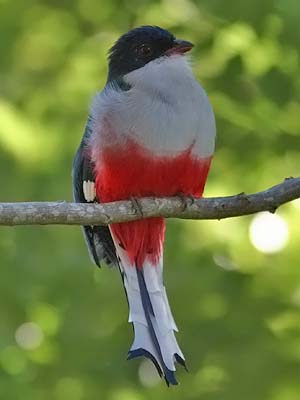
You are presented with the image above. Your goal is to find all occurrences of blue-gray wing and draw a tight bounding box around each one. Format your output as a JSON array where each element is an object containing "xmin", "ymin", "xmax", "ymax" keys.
[{"xmin": 72, "ymin": 117, "xmax": 118, "ymax": 267}]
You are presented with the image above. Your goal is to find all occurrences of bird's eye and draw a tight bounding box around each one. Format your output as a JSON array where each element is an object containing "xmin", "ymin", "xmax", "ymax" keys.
[{"xmin": 137, "ymin": 44, "xmax": 153, "ymax": 57}]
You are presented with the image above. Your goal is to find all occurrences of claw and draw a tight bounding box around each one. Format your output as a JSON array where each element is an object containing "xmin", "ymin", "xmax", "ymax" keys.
[
  {"xmin": 177, "ymin": 192, "xmax": 194, "ymax": 211},
  {"xmin": 130, "ymin": 197, "xmax": 143, "ymax": 218}
]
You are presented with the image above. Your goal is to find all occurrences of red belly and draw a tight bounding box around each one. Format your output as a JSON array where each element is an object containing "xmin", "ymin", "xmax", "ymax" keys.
[{"xmin": 95, "ymin": 138, "xmax": 212, "ymax": 266}]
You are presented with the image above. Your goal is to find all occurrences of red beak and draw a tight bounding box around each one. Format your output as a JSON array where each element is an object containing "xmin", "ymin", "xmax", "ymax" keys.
[{"xmin": 165, "ymin": 39, "xmax": 194, "ymax": 56}]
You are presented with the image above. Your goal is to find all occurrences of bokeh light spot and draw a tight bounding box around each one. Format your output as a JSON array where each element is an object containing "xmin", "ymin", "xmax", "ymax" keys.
[
  {"xmin": 111, "ymin": 388, "xmax": 143, "ymax": 400},
  {"xmin": 0, "ymin": 346, "xmax": 27, "ymax": 375},
  {"xmin": 15, "ymin": 322, "xmax": 44, "ymax": 350},
  {"xmin": 267, "ymin": 311, "xmax": 300, "ymax": 338},
  {"xmin": 249, "ymin": 212, "xmax": 289, "ymax": 253},
  {"xmin": 138, "ymin": 359, "xmax": 161, "ymax": 387},
  {"xmin": 28, "ymin": 341, "xmax": 59, "ymax": 365},
  {"xmin": 213, "ymin": 253, "xmax": 237, "ymax": 271},
  {"xmin": 29, "ymin": 303, "xmax": 61, "ymax": 336},
  {"xmin": 55, "ymin": 377, "xmax": 84, "ymax": 400},
  {"xmin": 195, "ymin": 364, "xmax": 229, "ymax": 392}
]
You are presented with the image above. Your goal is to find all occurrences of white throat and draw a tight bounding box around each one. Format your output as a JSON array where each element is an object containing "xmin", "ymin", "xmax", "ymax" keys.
[
  {"xmin": 91, "ymin": 55, "xmax": 216, "ymax": 158},
  {"xmin": 125, "ymin": 55, "xmax": 195, "ymax": 98}
]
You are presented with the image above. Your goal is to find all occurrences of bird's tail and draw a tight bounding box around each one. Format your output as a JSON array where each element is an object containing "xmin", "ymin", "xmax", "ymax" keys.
[{"xmin": 113, "ymin": 237, "xmax": 186, "ymax": 385}]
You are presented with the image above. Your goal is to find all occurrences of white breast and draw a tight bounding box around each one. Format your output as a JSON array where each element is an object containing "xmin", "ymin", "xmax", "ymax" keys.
[{"xmin": 91, "ymin": 55, "xmax": 216, "ymax": 158}]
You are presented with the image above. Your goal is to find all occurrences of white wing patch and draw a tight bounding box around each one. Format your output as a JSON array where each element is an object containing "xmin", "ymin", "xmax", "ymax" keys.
[{"xmin": 83, "ymin": 180, "xmax": 96, "ymax": 202}]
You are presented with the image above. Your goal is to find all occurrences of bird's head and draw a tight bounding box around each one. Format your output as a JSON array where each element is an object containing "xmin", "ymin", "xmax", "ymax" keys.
[{"xmin": 107, "ymin": 26, "xmax": 193, "ymax": 82}]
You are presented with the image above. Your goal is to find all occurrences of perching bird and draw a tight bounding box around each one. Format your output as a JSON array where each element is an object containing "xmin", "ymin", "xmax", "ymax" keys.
[{"xmin": 72, "ymin": 26, "xmax": 216, "ymax": 385}]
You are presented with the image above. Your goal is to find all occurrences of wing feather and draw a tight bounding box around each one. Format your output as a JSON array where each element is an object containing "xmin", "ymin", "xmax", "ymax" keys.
[{"xmin": 72, "ymin": 117, "xmax": 118, "ymax": 267}]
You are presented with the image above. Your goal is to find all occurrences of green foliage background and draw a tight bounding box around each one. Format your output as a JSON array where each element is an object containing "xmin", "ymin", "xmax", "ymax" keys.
[{"xmin": 0, "ymin": 0, "xmax": 300, "ymax": 399}]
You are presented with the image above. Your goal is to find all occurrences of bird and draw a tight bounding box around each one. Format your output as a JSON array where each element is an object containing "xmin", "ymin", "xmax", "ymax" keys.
[{"xmin": 72, "ymin": 25, "xmax": 216, "ymax": 385}]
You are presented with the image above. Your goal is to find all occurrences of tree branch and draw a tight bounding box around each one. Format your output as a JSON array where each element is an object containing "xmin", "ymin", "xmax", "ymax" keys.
[{"xmin": 0, "ymin": 178, "xmax": 299, "ymax": 226}]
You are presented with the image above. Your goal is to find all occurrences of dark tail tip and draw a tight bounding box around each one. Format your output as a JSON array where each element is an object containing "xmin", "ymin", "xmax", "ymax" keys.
[
  {"xmin": 175, "ymin": 353, "xmax": 188, "ymax": 372},
  {"xmin": 164, "ymin": 369, "xmax": 178, "ymax": 386},
  {"xmin": 128, "ymin": 348, "xmax": 163, "ymax": 377},
  {"xmin": 127, "ymin": 348, "xmax": 179, "ymax": 386}
]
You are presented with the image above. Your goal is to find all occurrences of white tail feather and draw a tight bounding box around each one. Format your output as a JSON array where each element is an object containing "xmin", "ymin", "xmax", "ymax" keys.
[{"xmin": 110, "ymin": 231, "xmax": 185, "ymax": 377}]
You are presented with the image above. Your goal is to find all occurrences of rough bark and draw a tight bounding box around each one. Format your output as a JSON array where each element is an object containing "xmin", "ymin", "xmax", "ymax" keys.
[{"xmin": 0, "ymin": 178, "xmax": 299, "ymax": 226}]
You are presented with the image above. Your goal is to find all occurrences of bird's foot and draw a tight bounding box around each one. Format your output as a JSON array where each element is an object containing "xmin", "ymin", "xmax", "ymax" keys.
[
  {"xmin": 130, "ymin": 197, "xmax": 143, "ymax": 218},
  {"xmin": 177, "ymin": 192, "xmax": 195, "ymax": 211}
]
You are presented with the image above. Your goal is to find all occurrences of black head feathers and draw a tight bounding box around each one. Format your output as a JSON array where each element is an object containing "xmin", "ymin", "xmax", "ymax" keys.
[{"xmin": 108, "ymin": 26, "xmax": 176, "ymax": 81}]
